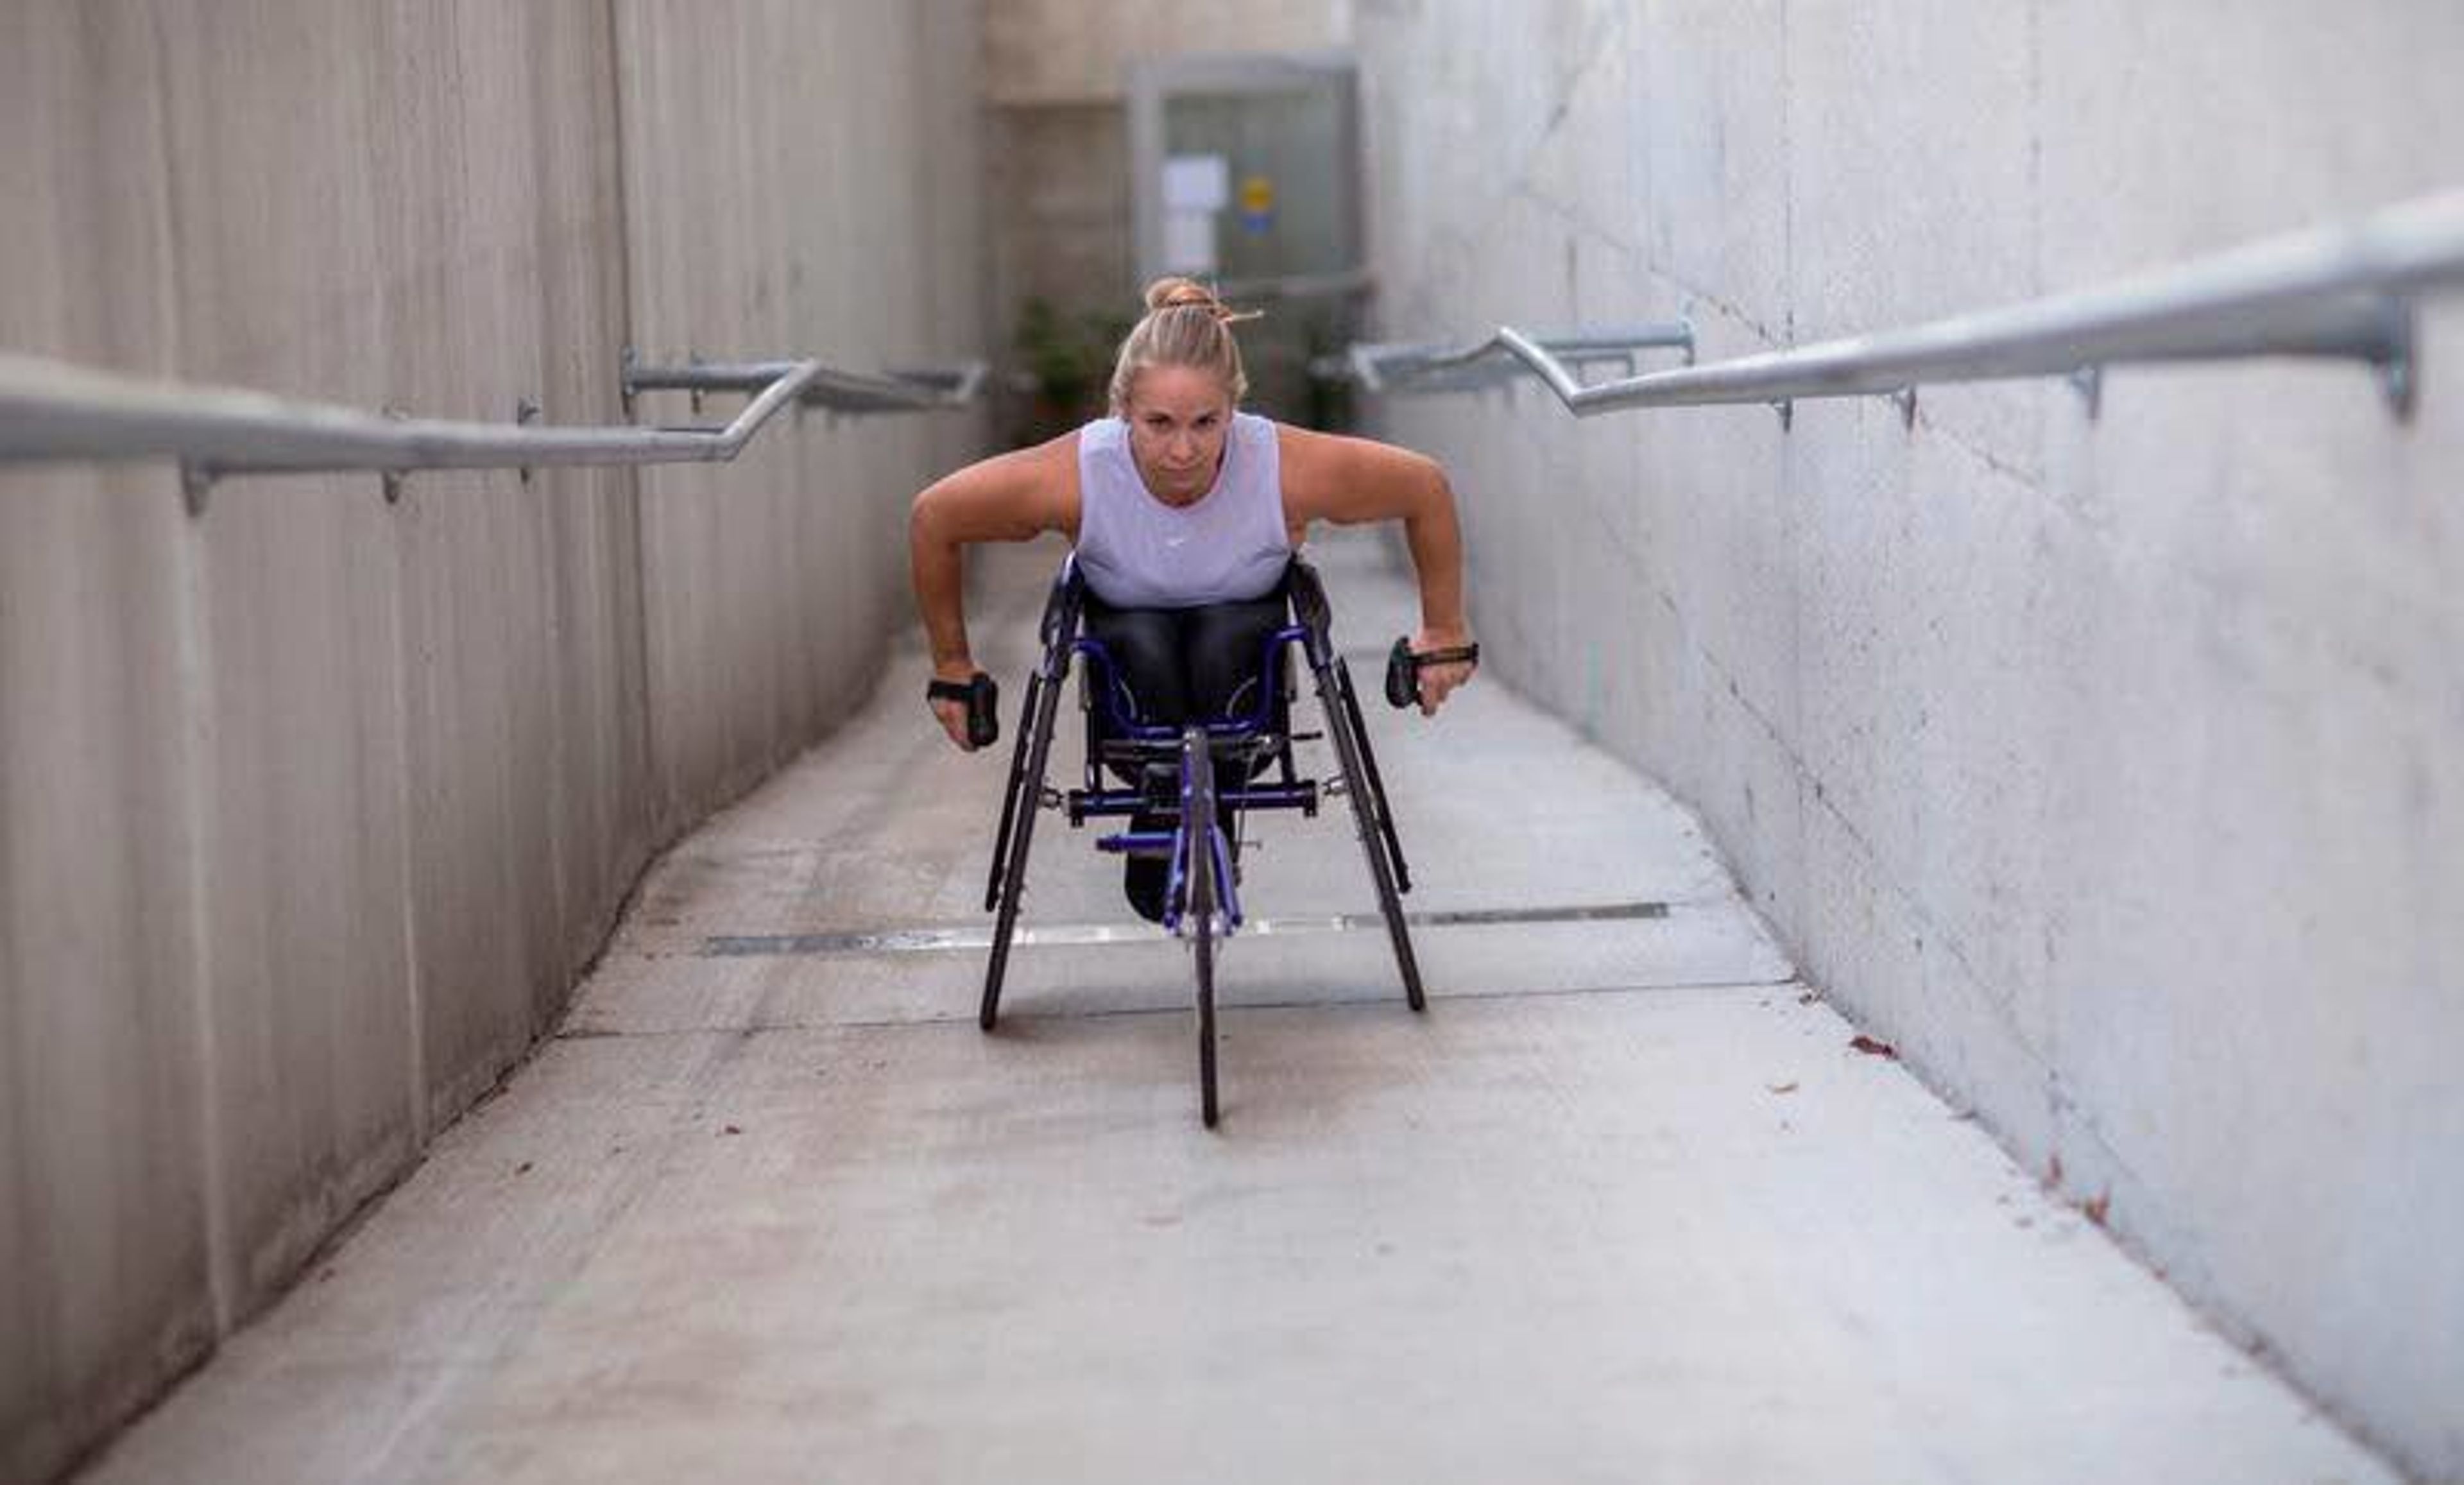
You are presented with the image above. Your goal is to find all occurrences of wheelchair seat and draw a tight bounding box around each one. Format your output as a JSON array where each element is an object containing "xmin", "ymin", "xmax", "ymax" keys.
[{"xmin": 1075, "ymin": 599, "xmax": 1307, "ymax": 793}]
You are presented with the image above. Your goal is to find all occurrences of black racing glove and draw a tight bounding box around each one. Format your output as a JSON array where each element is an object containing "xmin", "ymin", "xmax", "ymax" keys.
[
  {"xmin": 926, "ymin": 671, "xmax": 1001, "ymax": 748},
  {"xmin": 1383, "ymin": 637, "xmax": 1482, "ymax": 710}
]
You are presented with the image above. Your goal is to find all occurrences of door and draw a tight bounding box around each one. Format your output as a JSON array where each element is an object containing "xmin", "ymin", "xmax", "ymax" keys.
[{"xmin": 1129, "ymin": 52, "xmax": 1367, "ymax": 427}]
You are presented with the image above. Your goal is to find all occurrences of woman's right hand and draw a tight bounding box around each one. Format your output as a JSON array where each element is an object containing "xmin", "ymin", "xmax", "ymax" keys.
[{"xmin": 928, "ymin": 658, "xmax": 982, "ymax": 750}]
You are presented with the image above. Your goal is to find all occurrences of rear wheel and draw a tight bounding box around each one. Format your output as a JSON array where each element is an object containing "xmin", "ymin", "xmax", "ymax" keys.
[
  {"xmin": 983, "ymin": 672, "xmax": 1044, "ymax": 912},
  {"xmin": 1324, "ymin": 658, "xmax": 1425, "ymax": 1012},
  {"xmin": 982, "ymin": 673, "xmax": 1065, "ymax": 1031}
]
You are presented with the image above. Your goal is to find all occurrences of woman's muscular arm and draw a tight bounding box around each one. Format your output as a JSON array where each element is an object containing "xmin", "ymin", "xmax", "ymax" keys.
[
  {"xmin": 1278, "ymin": 426, "xmax": 1477, "ymax": 716},
  {"xmin": 908, "ymin": 434, "xmax": 1079, "ymax": 748}
]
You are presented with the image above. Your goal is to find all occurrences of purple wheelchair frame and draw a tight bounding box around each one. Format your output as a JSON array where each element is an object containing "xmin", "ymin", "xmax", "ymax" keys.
[
  {"xmin": 977, "ymin": 552, "xmax": 1425, "ymax": 1126},
  {"xmin": 1069, "ymin": 614, "xmax": 1317, "ymax": 936}
]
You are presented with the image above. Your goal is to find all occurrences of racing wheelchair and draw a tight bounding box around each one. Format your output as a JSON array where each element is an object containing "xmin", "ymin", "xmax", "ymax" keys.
[{"xmin": 970, "ymin": 553, "xmax": 1456, "ymax": 1126}]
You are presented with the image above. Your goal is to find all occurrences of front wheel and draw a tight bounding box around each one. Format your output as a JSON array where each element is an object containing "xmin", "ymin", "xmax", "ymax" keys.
[{"xmin": 1181, "ymin": 726, "xmax": 1222, "ymax": 1126}]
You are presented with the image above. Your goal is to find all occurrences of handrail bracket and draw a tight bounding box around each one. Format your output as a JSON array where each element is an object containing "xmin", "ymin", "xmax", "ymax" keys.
[
  {"xmin": 2375, "ymin": 296, "xmax": 2418, "ymax": 423},
  {"xmin": 180, "ymin": 463, "xmax": 214, "ymax": 519}
]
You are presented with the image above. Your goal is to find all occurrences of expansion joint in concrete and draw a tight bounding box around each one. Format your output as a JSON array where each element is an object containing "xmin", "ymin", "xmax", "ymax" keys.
[{"xmin": 555, "ymin": 975, "xmax": 1801, "ymax": 1045}]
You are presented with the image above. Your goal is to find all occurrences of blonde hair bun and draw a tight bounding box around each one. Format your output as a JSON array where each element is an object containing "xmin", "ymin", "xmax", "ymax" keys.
[
  {"xmin": 1142, "ymin": 276, "xmax": 1263, "ymax": 324},
  {"xmin": 1109, "ymin": 279, "xmax": 1260, "ymax": 413}
]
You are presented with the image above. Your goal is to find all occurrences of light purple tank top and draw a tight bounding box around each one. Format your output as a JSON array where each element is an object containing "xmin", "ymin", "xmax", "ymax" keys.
[{"xmin": 1074, "ymin": 411, "xmax": 1291, "ymax": 608}]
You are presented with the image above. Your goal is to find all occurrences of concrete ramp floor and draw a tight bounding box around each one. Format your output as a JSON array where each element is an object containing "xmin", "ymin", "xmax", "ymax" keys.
[{"xmin": 82, "ymin": 533, "xmax": 2391, "ymax": 1483}]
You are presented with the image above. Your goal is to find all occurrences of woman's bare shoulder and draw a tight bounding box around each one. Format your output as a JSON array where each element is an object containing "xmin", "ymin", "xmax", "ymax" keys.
[
  {"xmin": 997, "ymin": 425, "xmax": 1082, "ymax": 477},
  {"xmin": 1275, "ymin": 420, "xmax": 1426, "ymax": 470},
  {"xmin": 920, "ymin": 428, "xmax": 1084, "ymax": 540},
  {"xmin": 1275, "ymin": 423, "xmax": 1439, "ymax": 524}
]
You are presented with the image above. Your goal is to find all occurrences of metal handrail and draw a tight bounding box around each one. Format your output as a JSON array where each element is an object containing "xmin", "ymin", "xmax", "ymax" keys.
[
  {"xmin": 0, "ymin": 354, "xmax": 828, "ymax": 477},
  {"xmin": 0, "ymin": 348, "xmax": 983, "ymax": 513},
  {"xmin": 1362, "ymin": 190, "xmax": 2464, "ymax": 421},
  {"xmin": 1340, "ymin": 324, "xmax": 1697, "ymax": 394},
  {"xmin": 621, "ymin": 354, "xmax": 988, "ymax": 413}
]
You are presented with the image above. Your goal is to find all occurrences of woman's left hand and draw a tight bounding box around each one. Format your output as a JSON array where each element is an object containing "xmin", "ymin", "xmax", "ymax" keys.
[{"xmin": 1409, "ymin": 626, "xmax": 1478, "ymax": 716}]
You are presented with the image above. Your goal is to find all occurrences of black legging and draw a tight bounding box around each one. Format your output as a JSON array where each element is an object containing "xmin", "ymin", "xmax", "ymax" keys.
[{"xmin": 1081, "ymin": 576, "xmax": 1291, "ymax": 732}]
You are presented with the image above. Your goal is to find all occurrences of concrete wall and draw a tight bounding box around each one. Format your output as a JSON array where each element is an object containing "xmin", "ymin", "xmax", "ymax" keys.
[
  {"xmin": 1353, "ymin": 2, "xmax": 2462, "ymax": 1477},
  {"xmin": 0, "ymin": 3, "xmax": 983, "ymax": 1480}
]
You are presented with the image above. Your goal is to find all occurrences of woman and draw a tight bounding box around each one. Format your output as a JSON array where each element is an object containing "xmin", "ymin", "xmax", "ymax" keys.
[{"xmin": 909, "ymin": 277, "xmax": 1478, "ymax": 916}]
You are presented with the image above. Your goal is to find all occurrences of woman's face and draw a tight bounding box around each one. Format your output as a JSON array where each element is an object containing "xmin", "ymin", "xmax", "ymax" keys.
[{"xmin": 1123, "ymin": 364, "xmax": 1235, "ymax": 505}]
